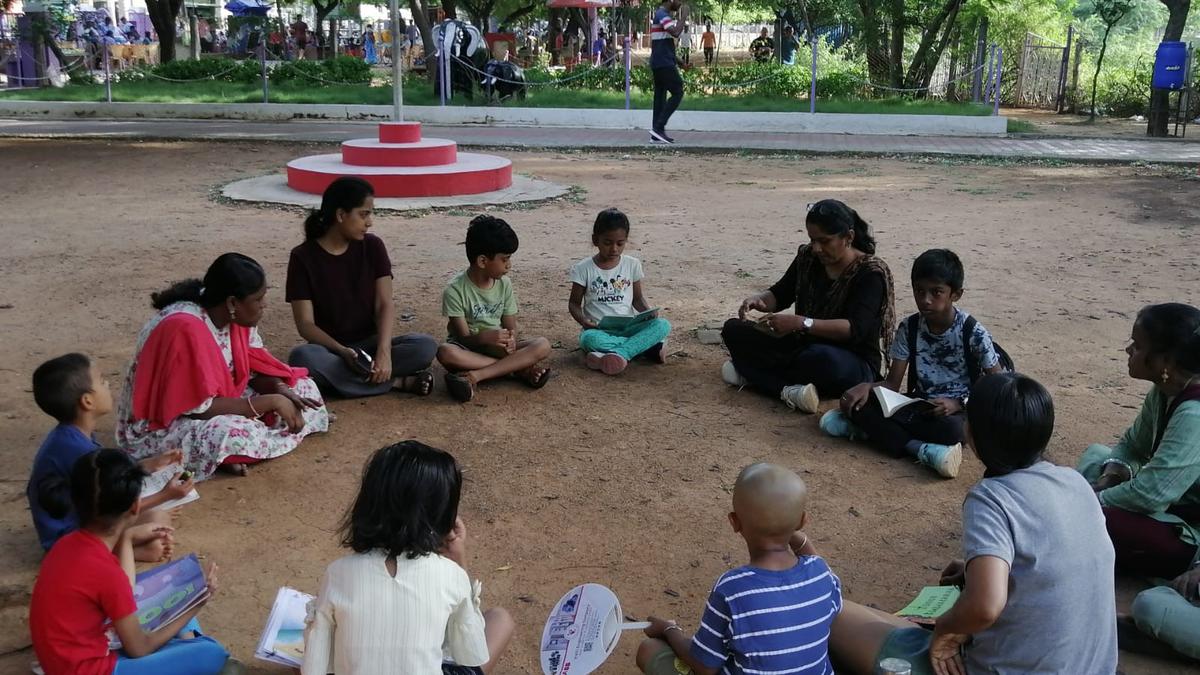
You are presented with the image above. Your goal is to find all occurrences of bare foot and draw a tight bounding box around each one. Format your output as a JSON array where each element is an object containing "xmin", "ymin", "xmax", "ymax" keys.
[
  {"xmin": 218, "ymin": 463, "xmax": 249, "ymax": 477},
  {"xmin": 393, "ymin": 370, "xmax": 435, "ymax": 396},
  {"xmin": 518, "ymin": 365, "xmax": 551, "ymax": 389},
  {"xmin": 133, "ymin": 537, "xmax": 171, "ymax": 563}
]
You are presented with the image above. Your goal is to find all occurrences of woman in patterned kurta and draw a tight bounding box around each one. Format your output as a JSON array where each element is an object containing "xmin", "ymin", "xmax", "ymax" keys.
[{"xmin": 117, "ymin": 253, "xmax": 330, "ymax": 480}]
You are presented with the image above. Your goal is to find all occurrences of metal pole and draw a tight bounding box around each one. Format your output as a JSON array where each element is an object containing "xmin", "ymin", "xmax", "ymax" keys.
[
  {"xmin": 993, "ymin": 45, "xmax": 1002, "ymax": 116},
  {"xmin": 809, "ymin": 35, "xmax": 816, "ymax": 113},
  {"xmin": 623, "ymin": 31, "xmax": 631, "ymax": 110},
  {"xmin": 104, "ymin": 41, "xmax": 112, "ymax": 102},
  {"xmin": 260, "ymin": 33, "xmax": 269, "ymax": 103},
  {"xmin": 438, "ymin": 33, "xmax": 447, "ymax": 106},
  {"xmin": 389, "ymin": 0, "xmax": 401, "ymax": 120}
]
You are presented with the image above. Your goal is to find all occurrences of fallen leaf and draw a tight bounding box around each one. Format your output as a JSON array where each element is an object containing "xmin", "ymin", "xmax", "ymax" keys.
[{"xmin": 495, "ymin": 564, "xmax": 513, "ymax": 572}]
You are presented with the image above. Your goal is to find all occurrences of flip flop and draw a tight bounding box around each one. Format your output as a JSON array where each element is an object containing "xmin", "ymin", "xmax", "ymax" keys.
[
  {"xmin": 396, "ymin": 370, "xmax": 435, "ymax": 397},
  {"xmin": 521, "ymin": 366, "xmax": 552, "ymax": 389},
  {"xmin": 444, "ymin": 373, "xmax": 476, "ymax": 403}
]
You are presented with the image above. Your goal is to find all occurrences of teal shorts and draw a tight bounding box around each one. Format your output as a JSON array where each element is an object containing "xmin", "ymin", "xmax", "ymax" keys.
[{"xmin": 875, "ymin": 627, "xmax": 935, "ymax": 675}]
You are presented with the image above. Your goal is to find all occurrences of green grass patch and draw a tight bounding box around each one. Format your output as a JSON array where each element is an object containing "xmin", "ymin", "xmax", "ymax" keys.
[
  {"xmin": 1007, "ymin": 119, "xmax": 1037, "ymax": 133},
  {"xmin": 1, "ymin": 79, "xmax": 997, "ymax": 116}
]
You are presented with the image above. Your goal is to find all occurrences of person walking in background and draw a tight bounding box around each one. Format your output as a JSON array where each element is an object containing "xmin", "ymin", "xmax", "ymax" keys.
[
  {"xmin": 649, "ymin": 0, "xmax": 685, "ymax": 144},
  {"xmin": 701, "ymin": 23, "xmax": 716, "ymax": 66}
]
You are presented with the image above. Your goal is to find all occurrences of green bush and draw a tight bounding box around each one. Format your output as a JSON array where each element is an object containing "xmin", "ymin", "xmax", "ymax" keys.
[
  {"xmin": 323, "ymin": 55, "xmax": 373, "ymax": 84},
  {"xmin": 1094, "ymin": 59, "xmax": 1151, "ymax": 117},
  {"xmin": 271, "ymin": 56, "xmax": 371, "ymax": 84},
  {"xmin": 147, "ymin": 57, "xmax": 260, "ymax": 83}
]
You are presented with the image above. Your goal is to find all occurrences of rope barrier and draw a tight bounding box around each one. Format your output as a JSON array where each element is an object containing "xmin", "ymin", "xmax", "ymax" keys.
[
  {"xmin": 842, "ymin": 62, "xmax": 986, "ymax": 93},
  {"xmin": 450, "ymin": 52, "xmax": 620, "ymax": 87},
  {"xmin": 283, "ymin": 65, "xmax": 375, "ymax": 86},
  {"xmin": 135, "ymin": 60, "xmax": 246, "ymax": 82}
]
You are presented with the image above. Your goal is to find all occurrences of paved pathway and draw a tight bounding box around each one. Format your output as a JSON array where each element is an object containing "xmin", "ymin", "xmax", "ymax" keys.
[{"xmin": 2, "ymin": 117, "xmax": 1199, "ymax": 163}]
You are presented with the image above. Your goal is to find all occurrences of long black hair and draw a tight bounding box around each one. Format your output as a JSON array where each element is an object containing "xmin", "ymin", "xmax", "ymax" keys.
[
  {"xmin": 339, "ymin": 440, "xmax": 462, "ymax": 560},
  {"xmin": 966, "ymin": 373, "xmax": 1055, "ymax": 477},
  {"xmin": 806, "ymin": 199, "xmax": 876, "ymax": 255},
  {"xmin": 70, "ymin": 448, "xmax": 148, "ymax": 527},
  {"xmin": 304, "ymin": 176, "xmax": 375, "ymax": 240},
  {"xmin": 1136, "ymin": 303, "xmax": 1200, "ymax": 375},
  {"xmin": 150, "ymin": 253, "xmax": 266, "ymax": 310}
]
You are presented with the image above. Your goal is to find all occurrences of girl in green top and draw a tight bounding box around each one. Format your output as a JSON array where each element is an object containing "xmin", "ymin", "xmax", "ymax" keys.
[{"xmin": 1078, "ymin": 302, "xmax": 1200, "ymax": 578}]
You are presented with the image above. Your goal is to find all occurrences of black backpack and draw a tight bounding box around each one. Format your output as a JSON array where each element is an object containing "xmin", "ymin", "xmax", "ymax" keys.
[{"xmin": 905, "ymin": 313, "xmax": 1014, "ymax": 396}]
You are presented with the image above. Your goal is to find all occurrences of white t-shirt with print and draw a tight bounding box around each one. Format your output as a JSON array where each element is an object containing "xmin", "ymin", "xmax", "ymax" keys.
[{"xmin": 569, "ymin": 255, "xmax": 644, "ymax": 324}]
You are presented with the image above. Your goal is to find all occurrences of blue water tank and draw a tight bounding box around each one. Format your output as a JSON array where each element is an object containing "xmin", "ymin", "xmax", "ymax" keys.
[{"xmin": 1152, "ymin": 41, "xmax": 1188, "ymax": 90}]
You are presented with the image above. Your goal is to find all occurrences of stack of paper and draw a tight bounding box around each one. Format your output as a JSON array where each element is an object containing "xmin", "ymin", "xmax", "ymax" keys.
[
  {"xmin": 141, "ymin": 463, "xmax": 200, "ymax": 511},
  {"xmin": 256, "ymin": 586, "xmax": 314, "ymax": 668}
]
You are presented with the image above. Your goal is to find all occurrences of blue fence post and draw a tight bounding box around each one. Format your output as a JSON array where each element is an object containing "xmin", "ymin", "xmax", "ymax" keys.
[{"xmin": 809, "ymin": 36, "xmax": 817, "ymax": 114}]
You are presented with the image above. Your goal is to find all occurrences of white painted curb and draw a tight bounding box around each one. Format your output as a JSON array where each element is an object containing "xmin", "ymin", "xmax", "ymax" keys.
[{"xmin": 0, "ymin": 101, "xmax": 1008, "ymax": 137}]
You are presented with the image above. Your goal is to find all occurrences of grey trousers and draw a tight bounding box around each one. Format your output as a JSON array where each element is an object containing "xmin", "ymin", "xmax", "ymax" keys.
[{"xmin": 288, "ymin": 334, "xmax": 438, "ymax": 398}]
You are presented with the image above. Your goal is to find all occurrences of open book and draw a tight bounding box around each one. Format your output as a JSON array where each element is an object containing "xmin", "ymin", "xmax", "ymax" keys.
[
  {"xmin": 895, "ymin": 585, "xmax": 960, "ymax": 626},
  {"xmin": 141, "ymin": 463, "xmax": 200, "ymax": 511},
  {"xmin": 134, "ymin": 554, "xmax": 210, "ymax": 632},
  {"xmin": 596, "ymin": 308, "xmax": 659, "ymax": 333},
  {"xmin": 874, "ymin": 387, "xmax": 936, "ymax": 418},
  {"xmin": 256, "ymin": 586, "xmax": 314, "ymax": 668}
]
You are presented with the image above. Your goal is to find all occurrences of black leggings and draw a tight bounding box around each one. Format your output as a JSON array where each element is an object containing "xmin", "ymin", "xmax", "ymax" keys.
[
  {"xmin": 849, "ymin": 395, "xmax": 965, "ymax": 457},
  {"xmin": 722, "ymin": 319, "xmax": 875, "ymax": 399}
]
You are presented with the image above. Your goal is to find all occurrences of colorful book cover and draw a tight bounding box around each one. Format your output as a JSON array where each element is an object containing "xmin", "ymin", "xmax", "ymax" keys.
[{"xmin": 133, "ymin": 554, "xmax": 208, "ymax": 633}]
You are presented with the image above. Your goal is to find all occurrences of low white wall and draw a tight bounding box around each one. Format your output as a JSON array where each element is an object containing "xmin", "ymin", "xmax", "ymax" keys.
[{"xmin": 0, "ymin": 100, "xmax": 1008, "ymax": 136}]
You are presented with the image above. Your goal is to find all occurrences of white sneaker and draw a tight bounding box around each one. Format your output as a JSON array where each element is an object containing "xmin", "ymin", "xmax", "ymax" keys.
[
  {"xmin": 917, "ymin": 442, "xmax": 963, "ymax": 479},
  {"xmin": 721, "ymin": 360, "xmax": 747, "ymax": 387},
  {"xmin": 780, "ymin": 383, "xmax": 820, "ymax": 414}
]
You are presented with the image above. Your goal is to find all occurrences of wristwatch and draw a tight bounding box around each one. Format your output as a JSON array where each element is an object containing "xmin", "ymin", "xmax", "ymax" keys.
[{"xmin": 801, "ymin": 317, "xmax": 815, "ymax": 333}]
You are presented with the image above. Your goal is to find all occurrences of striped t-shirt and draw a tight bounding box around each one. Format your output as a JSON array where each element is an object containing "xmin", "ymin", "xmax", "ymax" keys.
[{"xmin": 690, "ymin": 556, "xmax": 842, "ymax": 675}]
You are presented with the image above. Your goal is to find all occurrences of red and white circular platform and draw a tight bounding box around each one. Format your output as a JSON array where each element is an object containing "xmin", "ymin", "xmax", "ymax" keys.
[{"xmin": 286, "ymin": 121, "xmax": 513, "ymax": 198}]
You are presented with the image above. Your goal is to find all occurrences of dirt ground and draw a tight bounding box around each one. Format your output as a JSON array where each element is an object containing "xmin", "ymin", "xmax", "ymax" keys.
[
  {"xmin": 1, "ymin": 139, "xmax": 1198, "ymax": 674},
  {"xmin": 1005, "ymin": 107, "xmax": 1200, "ymax": 140}
]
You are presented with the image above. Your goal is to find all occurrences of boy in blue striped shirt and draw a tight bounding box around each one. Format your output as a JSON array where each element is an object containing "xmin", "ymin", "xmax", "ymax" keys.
[{"xmin": 637, "ymin": 463, "xmax": 842, "ymax": 675}]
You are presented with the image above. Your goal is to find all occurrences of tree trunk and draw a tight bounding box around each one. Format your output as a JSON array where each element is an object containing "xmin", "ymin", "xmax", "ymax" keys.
[
  {"xmin": 313, "ymin": 0, "xmax": 338, "ymax": 58},
  {"xmin": 146, "ymin": 0, "xmax": 183, "ymax": 62},
  {"xmin": 888, "ymin": 0, "xmax": 904, "ymax": 87},
  {"xmin": 406, "ymin": 0, "xmax": 437, "ymax": 82},
  {"xmin": 1147, "ymin": 0, "xmax": 1191, "ymax": 136},
  {"xmin": 904, "ymin": 0, "xmax": 962, "ymax": 92},
  {"xmin": 945, "ymin": 23, "xmax": 961, "ymax": 100},
  {"xmin": 856, "ymin": 0, "xmax": 890, "ymax": 88},
  {"xmin": 1091, "ymin": 23, "xmax": 1115, "ymax": 121}
]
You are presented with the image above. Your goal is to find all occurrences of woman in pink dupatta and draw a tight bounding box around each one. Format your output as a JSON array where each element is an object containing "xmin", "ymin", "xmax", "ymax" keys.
[{"xmin": 117, "ymin": 253, "xmax": 330, "ymax": 480}]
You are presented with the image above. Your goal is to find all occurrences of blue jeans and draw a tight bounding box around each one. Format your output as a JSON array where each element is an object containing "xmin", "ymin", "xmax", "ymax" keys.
[
  {"xmin": 579, "ymin": 318, "xmax": 671, "ymax": 361},
  {"xmin": 113, "ymin": 618, "xmax": 229, "ymax": 675}
]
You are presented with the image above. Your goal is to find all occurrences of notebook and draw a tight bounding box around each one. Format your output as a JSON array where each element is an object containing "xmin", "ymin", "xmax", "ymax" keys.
[
  {"xmin": 141, "ymin": 463, "xmax": 200, "ymax": 511},
  {"xmin": 596, "ymin": 308, "xmax": 659, "ymax": 332},
  {"xmin": 256, "ymin": 586, "xmax": 314, "ymax": 668}
]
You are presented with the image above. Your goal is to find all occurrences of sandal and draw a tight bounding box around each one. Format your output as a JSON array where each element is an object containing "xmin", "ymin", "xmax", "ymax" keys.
[
  {"xmin": 395, "ymin": 370, "xmax": 435, "ymax": 397},
  {"xmin": 520, "ymin": 365, "xmax": 552, "ymax": 389},
  {"xmin": 444, "ymin": 373, "xmax": 476, "ymax": 403}
]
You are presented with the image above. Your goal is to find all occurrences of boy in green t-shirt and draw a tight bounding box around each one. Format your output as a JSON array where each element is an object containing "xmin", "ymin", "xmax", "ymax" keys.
[{"xmin": 437, "ymin": 215, "xmax": 552, "ymax": 402}]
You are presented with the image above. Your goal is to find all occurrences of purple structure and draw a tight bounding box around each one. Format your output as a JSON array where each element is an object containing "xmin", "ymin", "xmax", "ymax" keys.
[{"xmin": 5, "ymin": 14, "xmax": 62, "ymax": 88}]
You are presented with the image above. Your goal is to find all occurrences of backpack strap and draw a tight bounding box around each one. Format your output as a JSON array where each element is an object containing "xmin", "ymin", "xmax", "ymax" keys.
[
  {"xmin": 962, "ymin": 314, "xmax": 979, "ymax": 383},
  {"xmin": 905, "ymin": 313, "xmax": 920, "ymax": 396}
]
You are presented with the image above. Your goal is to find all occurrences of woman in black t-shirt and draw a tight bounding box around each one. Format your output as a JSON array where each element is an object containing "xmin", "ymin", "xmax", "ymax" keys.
[
  {"xmin": 721, "ymin": 199, "xmax": 896, "ymax": 413},
  {"xmin": 286, "ymin": 177, "xmax": 438, "ymax": 398}
]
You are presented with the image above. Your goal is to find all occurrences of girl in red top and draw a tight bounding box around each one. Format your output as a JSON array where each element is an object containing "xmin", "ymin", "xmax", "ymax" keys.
[{"xmin": 29, "ymin": 449, "xmax": 232, "ymax": 675}]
